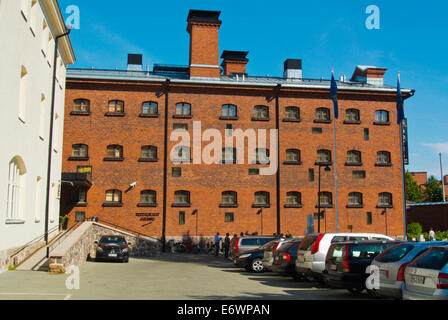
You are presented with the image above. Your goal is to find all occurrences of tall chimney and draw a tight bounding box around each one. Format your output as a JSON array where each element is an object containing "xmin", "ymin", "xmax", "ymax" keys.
[
  {"xmin": 284, "ymin": 59, "xmax": 302, "ymax": 80},
  {"xmin": 351, "ymin": 65, "xmax": 387, "ymax": 86},
  {"xmin": 221, "ymin": 51, "xmax": 249, "ymax": 76},
  {"xmin": 127, "ymin": 54, "xmax": 143, "ymax": 71},
  {"xmin": 187, "ymin": 10, "xmax": 222, "ymax": 79}
]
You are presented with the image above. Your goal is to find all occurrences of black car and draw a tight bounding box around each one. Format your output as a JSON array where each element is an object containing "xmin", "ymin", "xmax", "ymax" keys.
[
  {"xmin": 323, "ymin": 240, "xmax": 398, "ymax": 293},
  {"xmin": 271, "ymin": 239, "xmax": 303, "ymax": 280},
  {"xmin": 95, "ymin": 235, "xmax": 131, "ymax": 262},
  {"xmin": 233, "ymin": 240, "xmax": 278, "ymax": 272}
]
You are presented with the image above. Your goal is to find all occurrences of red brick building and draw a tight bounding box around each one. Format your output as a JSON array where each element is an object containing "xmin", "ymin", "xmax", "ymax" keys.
[{"xmin": 60, "ymin": 10, "xmax": 414, "ymax": 240}]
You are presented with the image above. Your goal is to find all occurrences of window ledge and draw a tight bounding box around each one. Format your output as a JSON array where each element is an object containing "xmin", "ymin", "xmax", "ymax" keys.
[
  {"xmin": 70, "ymin": 111, "xmax": 91, "ymax": 116},
  {"xmin": 345, "ymin": 162, "xmax": 363, "ymax": 167},
  {"xmin": 282, "ymin": 119, "xmax": 301, "ymax": 123},
  {"xmin": 219, "ymin": 204, "xmax": 239, "ymax": 208},
  {"xmin": 346, "ymin": 204, "xmax": 364, "ymax": 209},
  {"xmin": 343, "ymin": 120, "xmax": 361, "ymax": 125},
  {"xmin": 171, "ymin": 159, "xmax": 192, "ymax": 164},
  {"xmin": 105, "ymin": 112, "xmax": 125, "ymax": 117},
  {"xmin": 173, "ymin": 115, "xmax": 192, "ymax": 119},
  {"xmin": 219, "ymin": 116, "xmax": 239, "ymax": 121},
  {"xmin": 284, "ymin": 204, "xmax": 303, "ymax": 208},
  {"xmin": 283, "ymin": 161, "xmax": 302, "ymax": 165},
  {"xmin": 139, "ymin": 113, "xmax": 159, "ymax": 118},
  {"xmin": 375, "ymin": 163, "xmax": 393, "ymax": 167},
  {"xmin": 252, "ymin": 204, "xmax": 271, "ymax": 208},
  {"xmin": 315, "ymin": 162, "xmax": 333, "ymax": 166},
  {"xmin": 72, "ymin": 202, "xmax": 88, "ymax": 207},
  {"xmin": 373, "ymin": 121, "xmax": 391, "ymax": 126},
  {"xmin": 102, "ymin": 202, "xmax": 123, "ymax": 207},
  {"xmin": 251, "ymin": 117, "xmax": 270, "ymax": 122},
  {"xmin": 172, "ymin": 203, "xmax": 191, "ymax": 208},
  {"xmin": 68, "ymin": 156, "xmax": 89, "ymax": 161},
  {"xmin": 137, "ymin": 203, "xmax": 157, "ymax": 207},
  {"xmin": 377, "ymin": 205, "xmax": 394, "ymax": 209},
  {"xmin": 6, "ymin": 219, "xmax": 25, "ymax": 225},
  {"xmin": 315, "ymin": 204, "xmax": 333, "ymax": 208},
  {"xmin": 138, "ymin": 158, "xmax": 159, "ymax": 162},
  {"xmin": 314, "ymin": 119, "xmax": 332, "ymax": 124},
  {"xmin": 103, "ymin": 157, "xmax": 124, "ymax": 162}
]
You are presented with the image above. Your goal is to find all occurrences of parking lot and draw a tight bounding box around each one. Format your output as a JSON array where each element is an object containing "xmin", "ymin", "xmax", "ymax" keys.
[{"xmin": 0, "ymin": 253, "xmax": 378, "ymax": 300}]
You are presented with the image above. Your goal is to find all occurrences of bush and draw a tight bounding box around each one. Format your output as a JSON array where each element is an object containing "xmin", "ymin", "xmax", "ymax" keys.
[{"xmin": 407, "ymin": 222, "xmax": 423, "ymax": 240}]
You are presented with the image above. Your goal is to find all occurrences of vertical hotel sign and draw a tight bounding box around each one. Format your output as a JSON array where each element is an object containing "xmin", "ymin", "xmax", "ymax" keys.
[{"xmin": 402, "ymin": 118, "xmax": 409, "ymax": 165}]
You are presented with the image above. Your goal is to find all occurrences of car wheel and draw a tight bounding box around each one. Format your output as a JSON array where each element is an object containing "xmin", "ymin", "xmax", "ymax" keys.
[
  {"xmin": 251, "ymin": 259, "xmax": 264, "ymax": 273},
  {"xmin": 291, "ymin": 272, "xmax": 302, "ymax": 281},
  {"xmin": 347, "ymin": 288, "xmax": 364, "ymax": 294}
]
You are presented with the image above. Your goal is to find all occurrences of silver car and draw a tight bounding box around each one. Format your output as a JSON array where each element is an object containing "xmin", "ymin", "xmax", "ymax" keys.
[
  {"xmin": 402, "ymin": 246, "xmax": 448, "ymax": 300},
  {"xmin": 371, "ymin": 241, "xmax": 448, "ymax": 299},
  {"xmin": 262, "ymin": 238, "xmax": 296, "ymax": 271}
]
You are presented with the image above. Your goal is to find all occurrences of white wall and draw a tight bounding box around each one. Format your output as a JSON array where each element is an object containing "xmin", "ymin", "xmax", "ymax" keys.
[{"xmin": 0, "ymin": 0, "xmax": 67, "ymax": 252}]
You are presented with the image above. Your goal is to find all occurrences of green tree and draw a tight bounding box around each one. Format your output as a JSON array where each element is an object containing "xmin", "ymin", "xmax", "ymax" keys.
[
  {"xmin": 424, "ymin": 175, "xmax": 443, "ymax": 202},
  {"xmin": 407, "ymin": 222, "xmax": 422, "ymax": 237},
  {"xmin": 405, "ymin": 171, "xmax": 424, "ymax": 203}
]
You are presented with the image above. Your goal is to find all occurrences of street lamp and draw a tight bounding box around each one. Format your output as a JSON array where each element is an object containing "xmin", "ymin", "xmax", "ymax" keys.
[
  {"xmin": 381, "ymin": 208, "xmax": 388, "ymax": 236},
  {"xmin": 256, "ymin": 207, "xmax": 264, "ymax": 235},
  {"xmin": 316, "ymin": 164, "xmax": 331, "ymax": 233},
  {"xmin": 192, "ymin": 208, "xmax": 199, "ymax": 237}
]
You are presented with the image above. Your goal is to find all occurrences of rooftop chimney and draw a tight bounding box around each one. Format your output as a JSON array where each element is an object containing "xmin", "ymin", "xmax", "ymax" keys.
[
  {"xmin": 187, "ymin": 10, "xmax": 222, "ymax": 79},
  {"xmin": 351, "ymin": 65, "xmax": 387, "ymax": 86},
  {"xmin": 284, "ymin": 59, "xmax": 302, "ymax": 80},
  {"xmin": 127, "ymin": 54, "xmax": 143, "ymax": 71},
  {"xmin": 221, "ymin": 51, "xmax": 249, "ymax": 76}
]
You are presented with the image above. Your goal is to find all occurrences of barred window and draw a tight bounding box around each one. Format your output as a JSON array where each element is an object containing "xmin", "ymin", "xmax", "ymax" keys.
[
  {"xmin": 319, "ymin": 192, "xmax": 333, "ymax": 206},
  {"xmin": 108, "ymin": 100, "xmax": 124, "ymax": 113},
  {"xmin": 142, "ymin": 101, "xmax": 158, "ymax": 115},
  {"xmin": 347, "ymin": 150, "xmax": 362, "ymax": 164},
  {"xmin": 316, "ymin": 108, "xmax": 330, "ymax": 121},
  {"xmin": 286, "ymin": 192, "xmax": 302, "ymax": 205},
  {"xmin": 222, "ymin": 191, "xmax": 237, "ymax": 205},
  {"xmin": 106, "ymin": 145, "xmax": 123, "ymax": 158},
  {"xmin": 377, "ymin": 151, "xmax": 391, "ymax": 164},
  {"xmin": 317, "ymin": 149, "xmax": 331, "ymax": 163},
  {"xmin": 379, "ymin": 192, "xmax": 393, "ymax": 206},
  {"xmin": 375, "ymin": 110, "xmax": 389, "ymax": 123},
  {"xmin": 141, "ymin": 146, "xmax": 157, "ymax": 160},
  {"xmin": 222, "ymin": 148, "xmax": 237, "ymax": 163},
  {"xmin": 175, "ymin": 103, "xmax": 191, "ymax": 116},
  {"xmin": 255, "ymin": 148, "xmax": 269, "ymax": 164},
  {"xmin": 254, "ymin": 191, "xmax": 270, "ymax": 205},
  {"xmin": 174, "ymin": 190, "xmax": 190, "ymax": 205},
  {"xmin": 222, "ymin": 104, "xmax": 237, "ymax": 117},
  {"xmin": 253, "ymin": 105, "xmax": 269, "ymax": 119},
  {"xmin": 140, "ymin": 190, "xmax": 156, "ymax": 204},
  {"xmin": 105, "ymin": 189, "xmax": 122, "ymax": 203},
  {"xmin": 286, "ymin": 149, "xmax": 300, "ymax": 162},
  {"xmin": 73, "ymin": 99, "xmax": 90, "ymax": 112},
  {"xmin": 348, "ymin": 192, "xmax": 363, "ymax": 206},
  {"xmin": 346, "ymin": 109, "xmax": 360, "ymax": 121},
  {"xmin": 72, "ymin": 144, "xmax": 88, "ymax": 158},
  {"xmin": 285, "ymin": 107, "xmax": 300, "ymax": 120},
  {"xmin": 173, "ymin": 146, "xmax": 190, "ymax": 162}
]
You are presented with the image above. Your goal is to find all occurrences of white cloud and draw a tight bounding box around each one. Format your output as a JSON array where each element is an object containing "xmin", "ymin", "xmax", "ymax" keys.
[{"xmin": 423, "ymin": 142, "xmax": 448, "ymax": 154}]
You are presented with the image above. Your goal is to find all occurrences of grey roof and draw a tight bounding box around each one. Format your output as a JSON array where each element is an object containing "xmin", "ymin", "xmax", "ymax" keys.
[{"xmin": 66, "ymin": 68, "xmax": 410, "ymax": 93}]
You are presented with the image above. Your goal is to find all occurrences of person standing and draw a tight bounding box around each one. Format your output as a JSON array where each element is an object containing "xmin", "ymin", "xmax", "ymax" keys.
[
  {"xmin": 223, "ymin": 233, "xmax": 231, "ymax": 259},
  {"xmin": 214, "ymin": 232, "xmax": 222, "ymax": 257},
  {"xmin": 429, "ymin": 228, "xmax": 436, "ymax": 241}
]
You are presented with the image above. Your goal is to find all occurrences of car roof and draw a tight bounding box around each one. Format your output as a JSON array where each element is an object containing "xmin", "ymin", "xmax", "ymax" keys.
[{"xmin": 330, "ymin": 240, "xmax": 399, "ymax": 246}]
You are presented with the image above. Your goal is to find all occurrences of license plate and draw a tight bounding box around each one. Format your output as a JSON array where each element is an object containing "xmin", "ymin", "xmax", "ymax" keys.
[
  {"xmin": 331, "ymin": 264, "xmax": 337, "ymax": 271},
  {"xmin": 380, "ymin": 269, "xmax": 389, "ymax": 279},
  {"xmin": 410, "ymin": 275, "xmax": 425, "ymax": 285},
  {"xmin": 108, "ymin": 253, "xmax": 118, "ymax": 257}
]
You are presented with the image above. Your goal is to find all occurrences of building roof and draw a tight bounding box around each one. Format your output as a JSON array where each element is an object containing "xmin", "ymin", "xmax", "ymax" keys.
[
  {"xmin": 221, "ymin": 51, "xmax": 249, "ymax": 62},
  {"xmin": 408, "ymin": 202, "xmax": 448, "ymax": 207},
  {"xmin": 187, "ymin": 10, "xmax": 221, "ymax": 23}
]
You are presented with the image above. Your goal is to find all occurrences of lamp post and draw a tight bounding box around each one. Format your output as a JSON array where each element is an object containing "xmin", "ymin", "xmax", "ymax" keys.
[
  {"xmin": 381, "ymin": 208, "xmax": 388, "ymax": 236},
  {"xmin": 192, "ymin": 208, "xmax": 199, "ymax": 237},
  {"xmin": 257, "ymin": 207, "xmax": 264, "ymax": 235},
  {"xmin": 317, "ymin": 164, "xmax": 331, "ymax": 233}
]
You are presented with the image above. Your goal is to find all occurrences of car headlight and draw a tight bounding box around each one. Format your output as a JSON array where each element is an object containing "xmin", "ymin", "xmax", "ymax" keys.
[{"xmin": 239, "ymin": 254, "xmax": 251, "ymax": 259}]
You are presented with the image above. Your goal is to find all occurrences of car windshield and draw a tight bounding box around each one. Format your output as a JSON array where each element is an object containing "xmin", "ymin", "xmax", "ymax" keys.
[
  {"xmin": 300, "ymin": 235, "xmax": 319, "ymax": 251},
  {"xmin": 349, "ymin": 243, "xmax": 390, "ymax": 260},
  {"xmin": 375, "ymin": 244, "xmax": 414, "ymax": 263},
  {"xmin": 259, "ymin": 238, "xmax": 277, "ymax": 246},
  {"xmin": 261, "ymin": 240, "xmax": 279, "ymax": 251},
  {"xmin": 100, "ymin": 237, "xmax": 126, "ymax": 244},
  {"xmin": 414, "ymin": 248, "xmax": 448, "ymax": 270}
]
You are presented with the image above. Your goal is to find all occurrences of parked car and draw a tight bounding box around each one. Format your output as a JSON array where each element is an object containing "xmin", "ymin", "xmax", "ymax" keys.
[
  {"xmin": 402, "ymin": 246, "xmax": 448, "ymax": 300},
  {"xmin": 261, "ymin": 239, "xmax": 283, "ymax": 271},
  {"xmin": 371, "ymin": 241, "xmax": 448, "ymax": 299},
  {"xmin": 232, "ymin": 239, "xmax": 280, "ymax": 272},
  {"xmin": 271, "ymin": 239, "xmax": 303, "ymax": 279},
  {"xmin": 296, "ymin": 233, "xmax": 393, "ymax": 281},
  {"xmin": 95, "ymin": 235, "xmax": 130, "ymax": 263},
  {"xmin": 323, "ymin": 240, "xmax": 398, "ymax": 293},
  {"xmin": 229, "ymin": 235, "xmax": 278, "ymax": 260}
]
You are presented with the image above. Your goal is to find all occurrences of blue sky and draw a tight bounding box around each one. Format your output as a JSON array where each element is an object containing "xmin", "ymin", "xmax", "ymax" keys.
[{"xmin": 59, "ymin": 0, "xmax": 448, "ymax": 179}]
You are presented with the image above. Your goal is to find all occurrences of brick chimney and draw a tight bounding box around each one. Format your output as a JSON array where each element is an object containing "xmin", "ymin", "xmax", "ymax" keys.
[
  {"xmin": 221, "ymin": 51, "xmax": 249, "ymax": 76},
  {"xmin": 351, "ymin": 65, "xmax": 387, "ymax": 86},
  {"xmin": 187, "ymin": 10, "xmax": 222, "ymax": 79}
]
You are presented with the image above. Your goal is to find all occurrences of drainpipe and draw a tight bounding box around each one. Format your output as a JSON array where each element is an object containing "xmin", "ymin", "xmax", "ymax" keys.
[
  {"xmin": 275, "ymin": 84, "xmax": 281, "ymax": 235},
  {"xmin": 44, "ymin": 27, "xmax": 71, "ymax": 258},
  {"xmin": 162, "ymin": 79, "xmax": 170, "ymax": 251}
]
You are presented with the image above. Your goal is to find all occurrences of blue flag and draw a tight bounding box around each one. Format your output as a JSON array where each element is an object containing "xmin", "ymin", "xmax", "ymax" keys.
[
  {"xmin": 330, "ymin": 72, "xmax": 338, "ymax": 119},
  {"xmin": 396, "ymin": 74, "xmax": 404, "ymax": 124}
]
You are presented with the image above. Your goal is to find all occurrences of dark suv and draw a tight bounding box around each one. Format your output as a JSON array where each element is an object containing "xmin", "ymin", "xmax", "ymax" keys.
[
  {"xmin": 323, "ymin": 240, "xmax": 398, "ymax": 293},
  {"xmin": 95, "ymin": 235, "xmax": 130, "ymax": 263},
  {"xmin": 271, "ymin": 238, "xmax": 303, "ymax": 279}
]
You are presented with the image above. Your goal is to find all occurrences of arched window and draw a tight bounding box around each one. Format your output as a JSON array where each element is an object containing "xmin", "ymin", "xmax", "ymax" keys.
[
  {"xmin": 140, "ymin": 190, "xmax": 156, "ymax": 204},
  {"xmin": 286, "ymin": 191, "xmax": 302, "ymax": 205},
  {"xmin": 172, "ymin": 146, "xmax": 190, "ymax": 163},
  {"xmin": 73, "ymin": 99, "xmax": 90, "ymax": 112},
  {"xmin": 253, "ymin": 105, "xmax": 269, "ymax": 120},
  {"xmin": 375, "ymin": 110, "xmax": 389, "ymax": 123},
  {"xmin": 175, "ymin": 102, "xmax": 191, "ymax": 116},
  {"xmin": 286, "ymin": 149, "xmax": 301, "ymax": 163},
  {"xmin": 317, "ymin": 149, "xmax": 332, "ymax": 164},
  {"xmin": 6, "ymin": 156, "xmax": 27, "ymax": 220},
  {"xmin": 106, "ymin": 145, "xmax": 123, "ymax": 159},
  {"xmin": 254, "ymin": 148, "xmax": 269, "ymax": 164},
  {"xmin": 377, "ymin": 151, "xmax": 391, "ymax": 165},
  {"xmin": 346, "ymin": 109, "xmax": 360, "ymax": 122},
  {"xmin": 222, "ymin": 148, "xmax": 237, "ymax": 164},
  {"xmin": 379, "ymin": 192, "xmax": 393, "ymax": 207},
  {"xmin": 285, "ymin": 107, "xmax": 300, "ymax": 120},
  {"xmin": 71, "ymin": 144, "xmax": 88, "ymax": 158},
  {"xmin": 141, "ymin": 146, "xmax": 157, "ymax": 160},
  {"xmin": 254, "ymin": 191, "xmax": 270, "ymax": 205},
  {"xmin": 221, "ymin": 191, "xmax": 237, "ymax": 205},
  {"xmin": 347, "ymin": 150, "xmax": 362, "ymax": 165},
  {"xmin": 319, "ymin": 192, "xmax": 333, "ymax": 206},
  {"xmin": 108, "ymin": 100, "xmax": 124, "ymax": 113},
  {"xmin": 142, "ymin": 101, "xmax": 158, "ymax": 115},
  {"xmin": 348, "ymin": 192, "xmax": 363, "ymax": 206},
  {"xmin": 174, "ymin": 190, "xmax": 190, "ymax": 205},
  {"xmin": 222, "ymin": 104, "xmax": 237, "ymax": 117},
  {"xmin": 105, "ymin": 189, "xmax": 122, "ymax": 203},
  {"xmin": 316, "ymin": 108, "xmax": 330, "ymax": 121}
]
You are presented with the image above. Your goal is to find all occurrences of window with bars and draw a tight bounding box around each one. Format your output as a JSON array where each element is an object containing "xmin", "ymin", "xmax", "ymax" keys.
[
  {"xmin": 285, "ymin": 107, "xmax": 300, "ymax": 120},
  {"xmin": 224, "ymin": 212, "xmax": 234, "ymax": 223},
  {"xmin": 71, "ymin": 144, "xmax": 88, "ymax": 158},
  {"xmin": 285, "ymin": 149, "xmax": 301, "ymax": 163},
  {"xmin": 221, "ymin": 191, "xmax": 237, "ymax": 206},
  {"xmin": 172, "ymin": 167, "xmax": 181, "ymax": 177},
  {"xmin": 172, "ymin": 146, "xmax": 190, "ymax": 163},
  {"xmin": 178, "ymin": 211, "xmax": 186, "ymax": 225},
  {"xmin": 222, "ymin": 104, "xmax": 237, "ymax": 117},
  {"xmin": 106, "ymin": 145, "xmax": 123, "ymax": 159},
  {"xmin": 353, "ymin": 170, "xmax": 366, "ymax": 179},
  {"xmin": 375, "ymin": 110, "xmax": 389, "ymax": 123},
  {"xmin": 222, "ymin": 148, "xmax": 237, "ymax": 164},
  {"xmin": 347, "ymin": 150, "xmax": 362, "ymax": 165},
  {"xmin": 174, "ymin": 191, "xmax": 190, "ymax": 205},
  {"xmin": 348, "ymin": 192, "xmax": 363, "ymax": 206},
  {"xmin": 108, "ymin": 100, "xmax": 124, "ymax": 113},
  {"xmin": 377, "ymin": 151, "xmax": 391, "ymax": 165},
  {"xmin": 319, "ymin": 192, "xmax": 333, "ymax": 206},
  {"xmin": 254, "ymin": 191, "xmax": 270, "ymax": 205},
  {"xmin": 105, "ymin": 189, "xmax": 122, "ymax": 203},
  {"xmin": 73, "ymin": 99, "xmax": 90, "ymax": 113},
  {"xmin": 140, "ymin": 190, "xmax": 156, "ymax": 204},
  {"xmin": 141, "ymin": 146, "xmax": 157, "ymax": 160},
  {"xmin": 317, "ymin": 149, "xmax": 332, "ymax": 164},
  {"xmin": 253, "ymin": 105, "xmax": 269, "ymax": 120},
  {"xmin": 286, "ymin": 191, "xmax": 302, "ymax": 205},
  {"xmin": 142, "ymin": 101, "xmax": 158, "ymax": 115},
  {"xmin": 175, "ymin": 103, "xmax": 191, "ymax": 116},
  {"xmin": 254, "ymin": 148, "xmax": 269, "ymax": 164},
  {"xmin": 345, "ymin": 109, "xmax": 360, "ymax": 122},
  {"xmin": 315, "ymin": 108, "xmax": 330, "ymax": 121},
  {"xmin": 378, "ymin": 192, "xmax": 393, "ymax": 207}
]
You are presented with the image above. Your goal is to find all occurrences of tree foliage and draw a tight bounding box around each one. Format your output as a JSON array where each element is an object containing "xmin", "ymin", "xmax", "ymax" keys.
[
  {"xmin": 405, "ymin": 171, "xmax": 424, "ymax": 203},
  {"xmin": 424, "ymin": 175, "xmax": 443, "ymax": 202}
]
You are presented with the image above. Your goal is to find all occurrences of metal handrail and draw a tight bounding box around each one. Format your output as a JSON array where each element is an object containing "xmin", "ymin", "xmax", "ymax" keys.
[
  {"xmin": 9, "ymin": 224, "xmax": 60, "ymax": 259},
  {"xmin": 94, "ymin": 218, "xmax": 161, "ymax": 242}
]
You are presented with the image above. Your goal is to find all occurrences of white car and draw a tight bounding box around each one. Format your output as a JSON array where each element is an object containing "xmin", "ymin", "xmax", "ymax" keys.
[
  {"xmin": 295, "ymin": 233, "xmax": 393, "ymax": 281},
  {"xmin": 402, "ymin": 246, "xmax": 448, "ymax": 300}
]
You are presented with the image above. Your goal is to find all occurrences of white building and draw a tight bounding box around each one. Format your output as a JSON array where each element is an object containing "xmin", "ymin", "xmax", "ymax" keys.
[{"xmin": 0, "ymin": 0, "xmax": 75, "ymax": 270}]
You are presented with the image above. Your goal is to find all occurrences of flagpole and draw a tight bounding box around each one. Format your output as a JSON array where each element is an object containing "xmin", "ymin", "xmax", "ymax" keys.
[{"xmin": 331, "ymin": 69, "xmax": 339, "ymax": 233}]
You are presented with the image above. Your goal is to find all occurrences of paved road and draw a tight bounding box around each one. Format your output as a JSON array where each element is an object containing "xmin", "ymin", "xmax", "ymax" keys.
[{"xmin": 0, "ymin": 254, "xmax": 374, "ymax": 300}]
